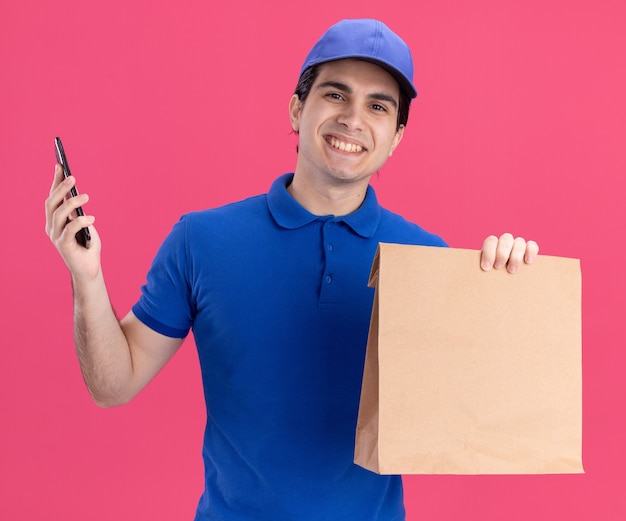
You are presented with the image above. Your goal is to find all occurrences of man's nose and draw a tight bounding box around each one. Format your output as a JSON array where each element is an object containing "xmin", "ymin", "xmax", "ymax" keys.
[{"xmin": 336, "ymin": 103, "xmax": 364, "ymax": 131}]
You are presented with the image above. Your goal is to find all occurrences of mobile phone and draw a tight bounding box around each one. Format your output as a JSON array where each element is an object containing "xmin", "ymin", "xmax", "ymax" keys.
[{"xmin": 54, "ymin": 137, "xmax": 91, "ymax": 248}]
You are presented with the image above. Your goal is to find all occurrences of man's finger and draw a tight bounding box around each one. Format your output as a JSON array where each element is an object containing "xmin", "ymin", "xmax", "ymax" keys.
[
  {"xmin": 524, "ymin": 240, "xmax": 539, "ymax": 264},
  {"xmin": 505, "ymin": 237, "xmax": 527, "ymax": 273},
  {"xmin": 480, "ymin": 235, "xmax": 498, "ymax": 271},
  {"xmin": 494, "ymin": 233, "xmax": 515, "ymax": 269}
]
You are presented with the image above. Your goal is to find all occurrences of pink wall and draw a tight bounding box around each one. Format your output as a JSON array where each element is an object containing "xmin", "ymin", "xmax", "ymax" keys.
[{"xmin": 1, "ymin": 0, "xmax": 624, "ymax": 518}]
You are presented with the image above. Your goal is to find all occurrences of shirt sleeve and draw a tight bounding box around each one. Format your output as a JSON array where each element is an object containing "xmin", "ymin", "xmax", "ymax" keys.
[{"xmin": 132, "ymin": 215, "xmax": 194, "ymax": 338}]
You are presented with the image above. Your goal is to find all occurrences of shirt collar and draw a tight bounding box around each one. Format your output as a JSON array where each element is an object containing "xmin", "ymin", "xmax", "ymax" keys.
[{"xmin": 267, "ymin": 173, "xmax": 381, "ymax": 238}]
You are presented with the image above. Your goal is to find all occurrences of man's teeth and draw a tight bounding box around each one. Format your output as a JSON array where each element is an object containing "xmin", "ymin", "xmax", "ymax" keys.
[{"xmin": 329, "ymin": 137, "xmax": 363, "ymax": 153}]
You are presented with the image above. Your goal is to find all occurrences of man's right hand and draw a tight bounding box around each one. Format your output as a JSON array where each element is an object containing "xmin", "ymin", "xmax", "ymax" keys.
[
  {"xmin": 45, "ymin": 163, "xmax": 183, "ymax": 407},
  {"xmin": 45, "ymin": 163, "xmax": 100, "ymax": 279}
]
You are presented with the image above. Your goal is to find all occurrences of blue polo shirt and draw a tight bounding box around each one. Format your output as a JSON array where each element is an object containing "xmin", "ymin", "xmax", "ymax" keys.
[{"xmin": 133, "ymin": 174, "xmax": 446, "ymax": 521}]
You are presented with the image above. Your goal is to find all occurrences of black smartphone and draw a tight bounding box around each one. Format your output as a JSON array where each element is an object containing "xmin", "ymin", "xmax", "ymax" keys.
[{"xmin": 54, "ymin": 137, "xmax": 91, "ymax": 248}]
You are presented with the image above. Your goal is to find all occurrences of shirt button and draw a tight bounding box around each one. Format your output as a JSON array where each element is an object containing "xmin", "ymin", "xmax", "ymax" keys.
[
  {"xmin": 327, "ymin": 244, "xmax": 333, "ymax": 251},
  {"xmin": 325, "ymin": 275, "xmax": 332, "ymax": 284}
]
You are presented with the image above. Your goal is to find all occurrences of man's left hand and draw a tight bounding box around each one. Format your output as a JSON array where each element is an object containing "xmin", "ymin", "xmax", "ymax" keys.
[{"xmin": 480, "ymin": 233, "xmax": 539, "ymax": 274}]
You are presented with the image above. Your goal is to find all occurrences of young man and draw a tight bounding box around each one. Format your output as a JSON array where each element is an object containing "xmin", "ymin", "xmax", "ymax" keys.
[{"xmin": 45, "ymin": 19, "xmax": 538, "ymax": 521}]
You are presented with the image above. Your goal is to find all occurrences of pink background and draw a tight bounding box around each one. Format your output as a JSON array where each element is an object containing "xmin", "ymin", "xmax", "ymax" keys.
[{"xmin": 1, "ymin": 0, "xmax": 624, "ymax": 518}]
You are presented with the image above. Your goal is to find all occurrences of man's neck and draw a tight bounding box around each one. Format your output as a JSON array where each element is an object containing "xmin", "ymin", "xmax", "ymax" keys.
[{"xmin": 287, "ymin": 174, "xmax": 369, "ymax": 216}]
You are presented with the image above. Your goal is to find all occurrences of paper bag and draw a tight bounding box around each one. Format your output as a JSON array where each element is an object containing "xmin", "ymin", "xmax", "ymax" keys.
[{"xmin": 354, "ymin": 243, "xmax": 583, "ymax": 474}]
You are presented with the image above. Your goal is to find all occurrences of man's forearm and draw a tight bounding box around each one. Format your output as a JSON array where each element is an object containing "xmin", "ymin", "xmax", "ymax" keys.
[{"xmin": 72, "ymin": 271, "xmax": 134, "ymax": 407}]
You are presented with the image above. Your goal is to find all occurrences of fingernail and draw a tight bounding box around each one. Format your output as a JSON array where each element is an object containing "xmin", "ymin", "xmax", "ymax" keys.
[
  {"xmin": 508, "ymin": 265, "xmax": 517, "ymax": 274},
  {"xmin": 493, "ymin": 261, "xmax": 503, "ymax": 270},
  {"xmin": 481, "ymin": 261, "xmax": 492, "ymax": 271}
]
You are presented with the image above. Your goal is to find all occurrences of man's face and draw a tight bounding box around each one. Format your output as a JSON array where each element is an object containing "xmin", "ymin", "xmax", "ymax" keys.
[{"xmin": 290, "ymin": 59, "xmax": 405, "ymax": 188}]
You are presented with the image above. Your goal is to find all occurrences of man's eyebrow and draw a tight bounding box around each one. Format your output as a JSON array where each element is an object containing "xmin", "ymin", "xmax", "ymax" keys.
[
  {"xmin": 316, "ymin": 80, "xmax": 398, "ymax": 109},
  {"xmin": 369, "ymin": 92, "xmax": 398, "ymax": 109},
  {"xmin": 317, "ymin": 80, "xmax": 352, "ymax": 93}
]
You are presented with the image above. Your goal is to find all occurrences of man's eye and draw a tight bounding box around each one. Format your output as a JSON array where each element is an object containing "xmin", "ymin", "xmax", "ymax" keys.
[
  {"xmin": 371, "ymin": 104, "xmax": 386, "ymax": 112},
  {"xmin": 327, "ymin": 92, "xmax": 344, "ymax": 101}
]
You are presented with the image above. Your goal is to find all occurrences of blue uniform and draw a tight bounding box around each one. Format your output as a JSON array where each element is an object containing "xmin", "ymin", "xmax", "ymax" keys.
[{"xmin": 133, "ymin": 174, "xmax": 446, "ymax": 520}]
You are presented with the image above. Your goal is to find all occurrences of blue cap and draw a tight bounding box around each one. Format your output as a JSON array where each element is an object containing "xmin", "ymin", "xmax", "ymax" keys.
[{"xmin": 300, "ymin": 19, "xmax": 417, "ymax": 99}]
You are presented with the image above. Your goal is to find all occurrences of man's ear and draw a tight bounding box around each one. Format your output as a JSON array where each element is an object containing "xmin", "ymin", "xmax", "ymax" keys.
[
  {"xmin": 389, "ymin": 125, "xmax": 405, "ymax": 157},
  {"xmin": 289, "ymin": 94, "xmax": 302, "ymax": 132}
]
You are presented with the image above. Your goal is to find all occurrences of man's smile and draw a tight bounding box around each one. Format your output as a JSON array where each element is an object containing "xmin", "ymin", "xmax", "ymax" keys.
[{"xmin": 325, "ymin": 135, "xmax": 365, "ymax": 153}]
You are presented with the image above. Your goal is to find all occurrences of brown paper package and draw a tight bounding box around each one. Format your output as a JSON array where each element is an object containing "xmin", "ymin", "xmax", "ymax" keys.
[{"xmin": 354, "ymin": 243, "xmax": 583, "ymax": 475}]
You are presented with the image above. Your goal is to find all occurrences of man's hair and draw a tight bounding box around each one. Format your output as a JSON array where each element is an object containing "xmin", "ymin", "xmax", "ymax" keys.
[{"xmin": 294, "ymin": 64, "xmax": 411, "ymax": 131}]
